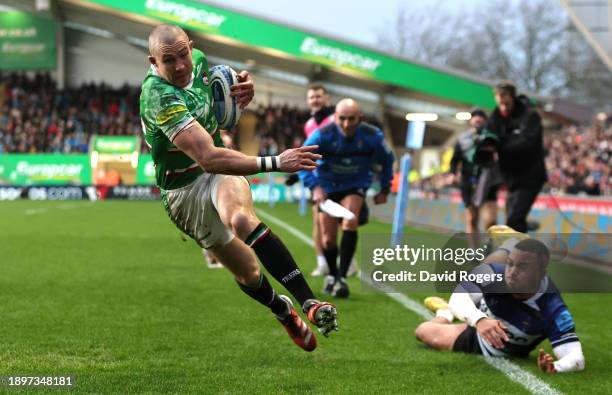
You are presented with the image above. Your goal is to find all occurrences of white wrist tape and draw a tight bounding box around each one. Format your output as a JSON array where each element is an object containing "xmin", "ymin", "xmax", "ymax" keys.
[
  {"xmin": 553, "ymin": 341, "xmax": 585, "ymax": 373},
  {"xmin": 256, "ymin": 156, "xmax": 281, "ymax": 172}
]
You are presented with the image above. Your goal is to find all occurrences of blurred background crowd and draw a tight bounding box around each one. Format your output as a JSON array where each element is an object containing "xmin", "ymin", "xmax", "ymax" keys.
[
  {"xmin": 1, "ymin": 72, "xmax": 610, "ymax": 196},
  {"xmin": 0, "ymin": 72, "xmax": 142, "ymax": 154}
]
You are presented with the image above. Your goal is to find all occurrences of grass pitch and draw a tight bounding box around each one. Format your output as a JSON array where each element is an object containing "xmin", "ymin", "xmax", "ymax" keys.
[{"xmin": 0, "ymin": 200, "xmax": 610, "ymax": 394}]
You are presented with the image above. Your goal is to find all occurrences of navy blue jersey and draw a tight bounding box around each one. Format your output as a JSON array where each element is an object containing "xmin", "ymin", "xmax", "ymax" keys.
[
  {"xmin": 299, "ymin": 122, "xmax": 394, "ymax": 194},
  {"xmin": 460, "ymin": 264, "xmax": 579, "ymax": 357}
]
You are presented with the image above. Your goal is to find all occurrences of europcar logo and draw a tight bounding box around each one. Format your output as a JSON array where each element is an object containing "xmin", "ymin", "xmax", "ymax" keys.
[
  {"xmin": 96, "ymin": 140, "xmax": 135, "ymax": 152},
  {"xmin": 14, "ymin": 161, "xmax": 83, "ymax": 181},
  {"xmin": 300, "ymin": 37, "xmax": 382, "ymax": 74},
  {"xmin": 145, "ymin": 0, "xmax": 226, "ymax": 29}
]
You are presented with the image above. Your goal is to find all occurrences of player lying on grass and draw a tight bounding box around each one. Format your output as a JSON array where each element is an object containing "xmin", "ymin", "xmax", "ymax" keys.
[
  {"xmin": 415, "ymin": 238, "xmax": 585, "ymax": 373},
  {"xmin": 140, "ymin": 24, "xmax": 338, "ymax": 352}
]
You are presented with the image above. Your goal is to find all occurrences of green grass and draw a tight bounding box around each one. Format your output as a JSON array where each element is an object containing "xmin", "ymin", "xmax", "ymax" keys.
[{"xmin": 0, "ymin": 201, "xmax": 610, "ymax": 394}]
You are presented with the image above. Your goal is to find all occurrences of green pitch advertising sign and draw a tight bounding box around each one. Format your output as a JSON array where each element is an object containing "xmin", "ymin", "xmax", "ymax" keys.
[
  {"xmin": 136, "ymin": 154, "xmax": 156, "ymax": 184},
  {"xmin": 0, "ymin": 155, "xmax": 91, "ymax": 185},
  {"xmin": 91, "ymin": 136, "xmax": 139, "ymax": 154},
  {"xmin": 0, "ymin": 12, "xmax": 57, "ymax": 70},
  {"xmin": 84, "ymin": 0, "xmax": 495, "ymax": 108},
  {"xmin": 0, "ymin": 154, "xmax": 155, "ymax": 185}
]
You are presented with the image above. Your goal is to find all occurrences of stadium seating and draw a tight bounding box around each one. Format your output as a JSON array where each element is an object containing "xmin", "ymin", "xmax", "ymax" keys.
[
  {"xmin": 545, "ymin": 123, "xmax": 611, "ymax": 196},
  {"xmin": 1, "ymin": 73, "xmax": 609, "ymax": 196},
  {"xmin": 0, "ymin": 72, "xmax": 142, "ymax": 154}
]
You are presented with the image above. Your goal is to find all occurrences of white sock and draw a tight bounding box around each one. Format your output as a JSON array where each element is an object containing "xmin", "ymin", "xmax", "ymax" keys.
[
  {"xmin": 436, "ymin": 308, "xmax": 454, "ymax": 323},
  {"xmin": 316, "ymin": 255, "xmax": 326, "ymax": 268}
]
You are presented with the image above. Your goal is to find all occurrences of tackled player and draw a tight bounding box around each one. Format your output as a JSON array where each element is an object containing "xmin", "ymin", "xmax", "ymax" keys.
[{"xmin": 415, "ymin": 239, "xmax": 585, "ymax": 374}]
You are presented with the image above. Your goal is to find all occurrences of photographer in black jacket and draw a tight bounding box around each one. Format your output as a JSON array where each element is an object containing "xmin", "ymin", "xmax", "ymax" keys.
[
  {"xmin": 449, "ymin": 108, "xmax": 500, "ymax": 239},
  {"xmin": 486, "ymin": 81, "xmax": 547, "ymax": 232}
]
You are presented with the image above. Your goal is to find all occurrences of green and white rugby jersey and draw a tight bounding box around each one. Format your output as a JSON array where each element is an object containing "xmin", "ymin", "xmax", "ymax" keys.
[{"xmin": 140, "ymin": 48, "xmax": 223, "ymax": 190}]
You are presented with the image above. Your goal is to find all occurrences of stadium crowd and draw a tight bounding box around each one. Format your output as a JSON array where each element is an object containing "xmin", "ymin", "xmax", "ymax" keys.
[
  {"xmin": 413, "ymin": 122, "xmax": 612, "ymax": 198},
  {"xmin": 1, "ymin": 73, "xmax": 609, "ymax": 196},
  {"xmin": 545, "ymin": 123, "xmax": 611, "ymax": 196},
  {"xmin": 254, "ymin": 104, "xmax": 383, "ymax": 155},
  {"xmin": 0, "ymin": 72, "xmax": 142, "ymax": 154},
  {"xmin": 254, "ymin": 104, "xmax": 309, "ymax": 156}
]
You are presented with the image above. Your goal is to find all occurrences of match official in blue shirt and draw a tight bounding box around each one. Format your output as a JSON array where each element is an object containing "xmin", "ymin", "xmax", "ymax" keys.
[{"xmin": 299, "ymin": 98, "xmax": 395, "ymax": 298}]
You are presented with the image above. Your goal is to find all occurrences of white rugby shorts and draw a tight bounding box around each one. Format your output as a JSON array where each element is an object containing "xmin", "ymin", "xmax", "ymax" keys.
[{"xmin": 161, "ymin": 173, "xmax": 247, "ymax": 249}]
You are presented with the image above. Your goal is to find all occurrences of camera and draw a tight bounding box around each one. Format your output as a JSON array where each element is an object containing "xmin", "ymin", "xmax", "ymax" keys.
[{"xmin": 472, "ymin": 129, "xmax": 499, "ymax": 167}]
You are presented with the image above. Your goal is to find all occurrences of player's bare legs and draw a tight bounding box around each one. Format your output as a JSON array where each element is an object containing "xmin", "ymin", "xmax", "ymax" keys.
[
  {"xmin": 209, "ymin": 238, "xmax": 260, "ymax": 286},
  {"xmin": 215, "ymin": 175, "xmax": 338, "ymax": 335},
  {"xmin": 214, "ymin": 176, "xmax": 259, "ymax": 240},
  {"xmin": 341, "ymin": 196, "xmax": 361, "ymax": 279},
  {"xmin": 465, "ymin": 206, "xmax": 480, "ymax": 249},
  {"xmin": 415, "ymin": 320, "xmax": 468, "ymax": 351},
  {"xmin": 319, "ymin": 208, "xmax": 339, "ymax": 294},
  {"xmin": 318, "ymin": 194, "xmax": 362, "ymax": 297},
  {"xmin": 202, "ymin": 249, "xmax": 223, "ymax": 269},
  {"xmin": 211, "ymin": 237, "xmax": 318, "ymax": 351},
  {"xmin": 481, "ymin": 201, "xmax": 498, "ymax": 231},
  {"xmin": 465, "ymin": 206, "xmax": 479, "ymax": 233},
  {"xmin": 334, "ymin": 194, "xmax": 363, "ymax": 297},
  {"xmin": 311, "ymin": 205, "xmax": 328, "ymax": 276}
]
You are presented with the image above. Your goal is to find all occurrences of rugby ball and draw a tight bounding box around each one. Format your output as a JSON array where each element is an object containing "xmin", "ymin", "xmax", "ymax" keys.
[{"xmin": 209, "ymin": 65, "xmax": 242, "ymax": 129}]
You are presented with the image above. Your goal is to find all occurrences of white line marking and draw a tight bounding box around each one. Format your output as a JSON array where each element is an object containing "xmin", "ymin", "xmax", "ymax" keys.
[
  {"xmin": 483, "ymin": 357, "xmax": 561, "ymax": 395},
  {"xmin": 256, "ymin": 208, "xmax": 563, "ymax": 395},
  {"xmin": 257, "ymin": 209, "xmax": 315, "ymax": 248},
  {"xmin": 367, "ymin": 281, "xmax": 434, "ymax": 320},
  {"xmin": 25, "ymin": 208, "xmax": 47, "ymax": 215}
]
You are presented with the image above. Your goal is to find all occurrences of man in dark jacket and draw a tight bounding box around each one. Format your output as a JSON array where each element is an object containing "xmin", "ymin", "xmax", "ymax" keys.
[
  {"xmin": 486, "ymin": 81, "xmax": 547, "ymax": 232},
  {"xmin": 449, "ymin": 108, "xmax": 500, "ymax": 239}
]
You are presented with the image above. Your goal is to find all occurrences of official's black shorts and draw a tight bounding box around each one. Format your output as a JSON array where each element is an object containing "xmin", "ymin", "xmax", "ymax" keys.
[
  {"xmin": 320, "ymin": 188, "xmax": 369, "ymax": 226},
  {"xmin": 452, "ymin": 325, "xmax": 482, "ymax": 354},
  {"xmin": 326, "ymin": 187, "xmax": 366, "ymax": 202},
  {"xmin": 460, "ymin": 182, "xmax": 499, "ymax": 207}
]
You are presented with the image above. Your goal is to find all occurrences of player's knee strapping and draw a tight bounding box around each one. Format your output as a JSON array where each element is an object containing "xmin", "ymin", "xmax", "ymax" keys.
[{"xmin": 246, "ymin": 223, "xmax": 316, "ymax": 305}]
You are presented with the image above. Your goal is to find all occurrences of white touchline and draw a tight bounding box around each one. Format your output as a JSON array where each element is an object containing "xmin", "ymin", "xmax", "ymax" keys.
[
  {"xmin": 24, "ymin": 208, "xmax": 47, "ymax": 215},
  {"xmin": 256, "ymin": 208, "xmax": 563, "ymax": 395}
]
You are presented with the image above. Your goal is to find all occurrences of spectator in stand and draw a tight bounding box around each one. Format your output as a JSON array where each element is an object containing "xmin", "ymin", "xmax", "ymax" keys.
[
  {"xmin": 2, "ymin": 73, "xmax": 609, "ymax": 199},
  {"xmin": 544, "ymin": 121, "xmax": 611, "ymax": 196},
  {"xmin": 0, "ymin": 72, "xmax": 142, "ymax": 154}
]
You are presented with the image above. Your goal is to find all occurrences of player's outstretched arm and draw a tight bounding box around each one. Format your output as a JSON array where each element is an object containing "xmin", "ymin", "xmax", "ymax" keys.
[
  {"xmin": 173, "ymin": 121, "xmax": 320, "ymax": 175},
  {"xmin": 538, "ymin": 342, "xmax": 585, "ymax": 374},
  {"xmin": 279, "ymin": 145, "xmax": 320, "ymax": 173}
]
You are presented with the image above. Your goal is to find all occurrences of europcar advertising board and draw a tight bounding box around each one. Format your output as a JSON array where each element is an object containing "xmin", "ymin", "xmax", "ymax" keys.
[
  {"xmin": 91, "ymin": 136, "xmax": 139, "ymax": 154},
  {"xmin": 84, "ymin": 0, "xmax": 495, "ymax": 108},
  {"xmin": 0, "ymin": 11, "xmax": 56, "ymax": 70},
  {"xmin": 0, "ymin": 154, "xmax": 156, "ymax": 185},
  {"xmin": 0, "ymin": 155, "xmax": 91, "ymax": 185}
]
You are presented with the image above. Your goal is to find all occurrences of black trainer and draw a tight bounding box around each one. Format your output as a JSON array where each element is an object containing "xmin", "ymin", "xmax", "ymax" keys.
[
  {"xmin": 332, "ymin": 277, "xmax": 349, "ymax": 298},
  {"xmin": 323, "ymin": 275, "xmax": 335, "ymax": 295}
]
